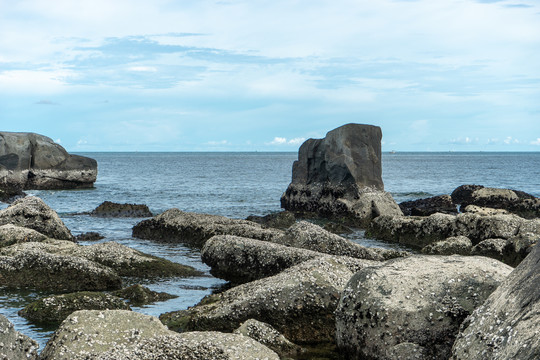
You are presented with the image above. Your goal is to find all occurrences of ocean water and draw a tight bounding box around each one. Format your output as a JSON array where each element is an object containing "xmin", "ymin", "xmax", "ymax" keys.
[{"xmin": 1, "ymin": 151, "xmax": 539, "ymax": 351}]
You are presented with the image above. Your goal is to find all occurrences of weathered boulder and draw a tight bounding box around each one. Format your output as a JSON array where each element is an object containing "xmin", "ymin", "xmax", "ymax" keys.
[
  {"xmin": 160, "ymin": 256, "xmax": 372, "ymax": 344},
  {"xmin": 0, "ymin": 224, "xmax": 48, "ymax": 247},
  {"xmin": 0, "ymin": 314, "xmax": 39, "ymax": 360},
  {"xmin": 335, "ymin": 255, "xmax": 512, "ymax": 360},
  {"xmin": 451, "ymin": 242, "xmax": 540, "ymax": 360},
  {"xmin": 0, "ymin": 196, "xmax": 72, "ymax": 240},
  {"xmin": 277, "ymin": 220, "xmax": 408, "ymax": 261},
  {"xmin": 399, "ymin": 194, "xmax": 457, "ymax": 216},
  {"xmin": 280, "ymin": 123, "xmax": 402, "ymax": 226},
  {"xmin": 470, "ymin": 238, "xmax": 508, "ymax": 261},
  {"xmin": 132, "ymin": 208, "xmax": 283, "ymax": 248},
  {"xmin": 462, "ymin": 205, "xmax": 509, "ymax": 216},
  {"xmin": 234, "ymin": 319, "xmax": 304, "ymax": 358},
  {"xmin": 112, "ymin": 284, "xmax": 177, "ymax": 306},
  {"xmin": 421, "ymin": 236, "xmax": 473, "ymax": 255},
  {"xmin": 451, "ymin": 184, "xmax": 540, "ymax": 219},
  {"xmin": 0, "ymin": 185, "xmax": 25, "ymax": 203},
  {"xmin": 0, "ymin": 132, "xmax": 97, "ymax": 191},
  {"xmin": 18, "ymin": 292, "xmax": 130, "ymax": 324},
  {"xmin": 246, "ymin": 211, "xmax": 296, "ymax": 229},
  {"xmin": 90, "ymin": 201, "xmax": 152, "ymax": 218}
]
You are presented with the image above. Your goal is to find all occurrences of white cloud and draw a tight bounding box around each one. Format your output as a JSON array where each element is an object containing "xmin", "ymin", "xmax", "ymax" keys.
[
  {"xmin": 270, "ymin": 137, "xmax": 287, "ymax": 145},
  {"xmin": 55, "ymin": 138, "xmax": 61, "ymax": 144},
  {"xmin": 503, "ymin": 136, "xmax": 520, "ymax": 144},
  {"xmin": 128, "ymin": 66, "xmax": 157, "ymax": 72},
  {"xmin": 531, "ymin": 138, "xmax": 540, "ymax": 146},
  {"xmin": 288, "ymin": 137, "xmax": 306, "ymax": 145},
  {"xmin": 206, "ymin": 140, "xmax": 229, "ymax": 145}
]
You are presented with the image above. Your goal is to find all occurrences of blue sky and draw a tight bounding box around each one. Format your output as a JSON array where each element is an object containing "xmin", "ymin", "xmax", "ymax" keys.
[{"xmin": 0, "ymin": 0, "xmax": 539, "ymax": 152}]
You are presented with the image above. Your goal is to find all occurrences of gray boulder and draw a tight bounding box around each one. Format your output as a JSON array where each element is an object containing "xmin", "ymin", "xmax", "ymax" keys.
[
  {"xmin": 280, "ymin": 123, "xmax": 402, "ymax": 227},
  {"xmin": 0, "ymin": 224, "xmax": 48, "ymax": 247},
  {"xmin": 0, "ymin": 132, "xmax": 97, "ymax": 191},
  {"xmin": 399, "ymin": 194, "xmax": 457, "ymax": 216},
  {"xmin": 421, "ymin": 236, "xmax": 473, "ymax": 255},
  {"xmin": 246, "ymin": 211, "xmax": 296, "ymax": 229},
  {"xmin": 462, "ymin": 205, "xmax": 509, "ymax": 216},
  {"xmin": 90, "ymin": 201, "xmax": 152, "ymax": 218},
  {"xmin": 451, "ymin": 242, "xmax": 540, "ymax": 360},
  {"xmin": 0, "ymin": 314, "xmax": 39, "ymax": 360},
  {"xmin": 132, "ymin": 208, "xmax": 283, "ymax": 248},
  {"xmin": 470, "ymin": 238, "xmax": 508, "ymax": 261},
  {"xmin": 112, "ymin": 284, "xmax": 177, "ymax": 306},
  {"xmin": 336, "ymin": 255, "xmax": 512, "ymax": 360}
]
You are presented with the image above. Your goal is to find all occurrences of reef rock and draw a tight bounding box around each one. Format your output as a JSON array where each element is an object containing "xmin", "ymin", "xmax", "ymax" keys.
[
  {"xmin": 399, "ymin": 194, "xmax": 457, "ymax": 216},
  {"xmin": 112, "ymin": 284, "xmax": 177, "ymax": 306},
  {"xmin": 280, "ymin": 123, "xmax": 402, "ymax": 226},
  {"xmin": 421, "ymin": 236, "xmax": 473, "ymax": 255},
  {"xmin": 0, "ymin": 314, "xmax": 39, "ymax": 360},
  {"xmin": 0, "ymin": 224, "xmax": 48, "ymax": 247},
  {"xmin": 246, "ymin": 210, "xmax": 296, "ymax": 229},
  {"xmin": 90, "ymin": 201, "xmax": 152, "ymax": 218}
]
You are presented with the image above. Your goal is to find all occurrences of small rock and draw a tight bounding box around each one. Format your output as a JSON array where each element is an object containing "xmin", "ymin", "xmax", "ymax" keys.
[
  {"xmin": 90, "ymin": 201, "xmax": 153, "ymax": 218},
  {"xmin": 399, "ymin": 195, "xmax": 458, "ymax": 216},
  {"xmin": 422, "ymin": 236, "xmax": 473, "ymax": 255},
  {"xmin": 113, "ymin": 284, "xmax": 177, "ymax": 306},
  {"xmin": 246, "ymin": 211, "xmax": 296, "ymax": 229},
  {"xmin": 73, "ymin": 232, "xmax": 104, "ymax": 241},
  {"xmin": 0, "ymin": 224, "xmax": 48, "ymax": 248}
]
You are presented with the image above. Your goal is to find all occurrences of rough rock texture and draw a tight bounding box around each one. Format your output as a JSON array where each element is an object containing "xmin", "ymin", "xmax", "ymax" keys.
[
  {"xmin": 470, "ymin": 238, "xmax": 509, "ymax": 261},
  {"xmin": 0, "ymin": 196, "xmax": 72, "ymax": 240},
  {"xmin": 399, "ymin": 195, "xmax": 457, "ymax": 216},
  {"xmin": 40, "ymin": 310, "xmax": 173, "ymax": 360},
  {"xmin": 90, "ymin": 201, "xmax": 152, "ymax": 218},
  {"xmin": 421, "ymin": 236, "xmax": 473, "ymax": 255},
  {"xmin": 234, "ymin": 319, "xmax": 304, "ymax": 358},
  {"xmin": 132, "ymin": 208, "xmax": 283, "ymax": 248},
  {"xmin": 160, "ymin": 256, "xmax": 372, "ymax": 344},
  {"xmin": 246, "ymin": 211, "xmax": 296, "ymax": 229},
  {"xmin": 451, "ymin": 242, "xmax": 540, "ymax": 360},
  {"xmin": 0, "ymin": 224, "xmax": 48, "ymax": 247},
  {"xmin": 73, "ymin": 231, "xmax": 104, "ymax": 241},
  {"xmin": 451, "ymin": 184, "xmax": 540, "ymax": 219},
  {"xmin": 96, "ymin": 332, "xmax": 279, "ymax": 360},
  {"xmin": 280, "ymin": 123, "xmax": 403, "ymax": 226},
  {"xmin": 462, "ymin": 205, "xmax": 509, "ymax": 216},
  {"xmin": 18, "ymin": 292, "xmax": 130, "ymax": 324},
  {"xmin": 113, "ymin": 284, "xmax": 177, "ymax": 306},
  {"xmin": 0, "ymin": 185, "xmax": 25, "ymax": 203},
  {"xmin": 201, "ymin": 235, "xmax": 327, "ymax": 284},
  {"xmin": 277, "ymin": 220, "xmax": 408, "ymax": 261},
  {"xmin": 336, "ymin": 255, "xmax": 513, "ymax": 360},
  {"xmin": 0, "ymin": 314, "xmax": 39, "ymax": 360},
  {"xmin": 0, "ymin": 132, "xmax": 97, "ymax": 191}
]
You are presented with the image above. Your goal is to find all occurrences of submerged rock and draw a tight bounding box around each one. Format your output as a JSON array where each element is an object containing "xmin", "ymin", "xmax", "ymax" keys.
[
  {"xmin": 0, "ymin": 314, "xmax": 39, "ymax": 360},
  {"xmin": 113, "ymin": 284, "xmax": 177, "ymax": 306},
  {"xmin": 90, "ymin": 201, "xmax": 152, "ymax": 218},
  {"xmin": 18, "ymin": 292, "xmax": 130, "ymax": 324},
  {"xmin": 132, "ymin": 208, "xmax": 283, "ymax": 248},
  {"xmin": 451, "ymin": 242, "xmax": 540, "ymax": 360},
  {"xmin": 0, "ymin": 224, "xmax": 48, "ymax": 247},
  {"xmin": 280, "ymin": 123, "xmax": 402, "ymax": 227},
  {"xmin": 399, "ymin": 194, "xmax": 457, "ymax": 216},
  {"xmin": 335, "ymin": 255, "xmax": 512, "ymax": 360},
  {"xmin": 246, "ymin": 210, "xmax": 296, "ymax": 229}
]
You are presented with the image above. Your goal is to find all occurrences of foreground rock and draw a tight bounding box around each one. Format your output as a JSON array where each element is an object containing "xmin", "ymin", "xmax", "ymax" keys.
[
  {"xmin": 451, "ymin": 243, "xmax": 540, "ymax": 360},
  {"xmin": 113, "ymin": 284, "xmax": 177, "ymax": 306},
  {"xmin": 0, "ymin": 131, "xmax": 97, "ymax": 192},
  {"xmin": 421, "ymin": 236, "xmax": 473, "ymax": 255},
  {"xmin": 160, "ymin": 256, "xmax": 372, "ymax": 344},
  {"xmin": 336, "ymin": 255, "xmax": 512, "ymax": 360},
  {"xmin": 0, "ymin": 196, "xmax": 72, "ymax": 240},
  {"xmin": 280, "ymin": 123, "xmax": 403, "ymax": 226},
  {"xmin": 399, "ymin": 194, "xmax": 457, "ymax": 216},
  {"xmin": 0, "ymin": 314, "xmax": 39, "ymax": 360},
  {"xmin": 0, "ymin": 224, "xmax": 48, "ymax": 247},
  {"xmin": 19, "ymin": 292, "xmax": 130, "ymax": 324},
  {"xmin": 90, "ymin": 201, "xmax": 152, "ymax": 218},
  {"xmin": 132, "ymin": 208, "xmax": 283, "ymax": 248}
]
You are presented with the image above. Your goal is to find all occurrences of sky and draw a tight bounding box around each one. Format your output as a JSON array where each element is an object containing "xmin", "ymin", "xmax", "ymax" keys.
[{"xmin": 0, "ymin": 0, "xmax": 539, "ymax": 152}]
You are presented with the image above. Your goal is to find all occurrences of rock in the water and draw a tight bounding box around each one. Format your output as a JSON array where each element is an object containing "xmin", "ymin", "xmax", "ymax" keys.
[
  {"xmin": 73, "ymin": 231, "xmax": 104, "ymax": 241},
  {"xmin": 0, "ymin": 185, "xmax": 25, "ymax": 203},
  {"xmin": 234, "ymin": 319, "xmax": 304, "ymax": 358},
  {"xmin": 0, "ymin": 314, "xmax": 39, "ymax": 360},
  {"xmin": 160, "ymin": 256, "xmax": 372, "ymax": 344},
  {"xmin": 0, "ymin": 196, "xmax": 72, "ymax": 240},
  {"xmin": 399, "ymin": 194, "xmax": 457, "ymax": 216},
  {"xmin": 0, "ymin": 224, "xmax": 48, "ymax": 247},
  {"xmin": 335, "ymin": 255, "xmax": 512, "ymax": 360},
  {"xmin": 0, "ymin": 132, "xmax": 97, "ymax": 191},
  {"xmin": 90, "ymin": 201, "xmax": 152, "ymax": 218},
  {"xmin": 280, "ymin": 123, "xmax": 402, "ymax": 226},
  {"xmin": 246, "ymin": 211, "xmax": 296, "ymax": 229},
  {"xmin": 277, "ymin": 220, "xmax": 408, "ymax": 261},
  {"xmin": 113, "ymin": 284, "xmax": 177, "ymax": 306},
  {"xmin": 451, "ymin": 242, "xmax": 540, "ymax": 360},
  {"xmin": 132, "ymin": 208, "xmax": 283, "ymax": 248},
  {"xmin": 421, "ymin": 236, "xmax": 473, "ymax": 255},
  {"xmin": 18, "ymin": 292, "xmax": 130, "ymax": 324}
]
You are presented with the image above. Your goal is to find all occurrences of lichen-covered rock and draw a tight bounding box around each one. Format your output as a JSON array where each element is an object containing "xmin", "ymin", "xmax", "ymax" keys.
[
  {"xmin": 113, "ymin": 284, "xmax": 177, "ymax": 306},
  {"xmin": 277, "ymin": 221, "xmax": 408, "ymax": 261},
  {"xmin": 160, "ymin": 256, "xmax": 372, "ymax": 344},
  {"xmin": 90, "ymin": 201, "xmax": 152, "ymax": 218},
  {"xmin": 336, "ymin": 255, "xmax": 512, "ymax": 360},
  {"xmin": 0, "ymin": 196, "xmax": 72, "ymax": 240},
  {"xmin": 451, "ymin": 242, "xmax": 540, "ymax": 360},
  {"xmin": 40, "ymin": 310, "xmax": 172, "ymax": 360},
  {"xmin": 0, "ymin": 314, "xmax": 39, "ymax": 360},
  {"xmin": 234, "ymin": 319, "xmax": 304, "ymax": 358},
  {"xmin": 246, "ymin": 211, "xmax": 296, "ymax": 229},
  {"xmin": 18, "ymin": 292, "xmax": 130, "ymax": 324},
  {"xmin": 462, "ymin": 205, "xmax": 509, "ymax": 216},
  {"xmin": 421, "ymin": 236, "xmax": 473, "ymax": 255},
  {"xmin": 0, "ymin": 224, "xmax": 48, "ymax": 247},
  {"xmin": 399, "ymin": 194, "xmax": 458, "ymax": 216},
  {"xmin": 201, "ymin": 235, "xmax": 326, "ymax": 284},
  {"xmin": 132, "ymin": 209, "xmax": 283, "ymax": 248}
]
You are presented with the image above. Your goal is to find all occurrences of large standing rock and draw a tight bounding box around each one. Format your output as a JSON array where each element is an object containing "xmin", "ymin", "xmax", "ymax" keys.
[
  {"xmin": 280, "ymin": 124, "xmax": 402, "ymax": 226},
  {"xmin": 132, "ymin": 208, "xmax": 283, "ymax": 248},
  {"xmin": 0, "ymin": 314, "xmax": 39, "ymax": 360},
  {"xmin": 335, "ymin": 255, "xmax": 512, "ymax": 360},
  {"xmin": 0, "ymin": 132, "xmax": 97, "ymax": 192},
  {"xmin": 451, "ymin": 243, "xmax": 540, "ymax": 360}
]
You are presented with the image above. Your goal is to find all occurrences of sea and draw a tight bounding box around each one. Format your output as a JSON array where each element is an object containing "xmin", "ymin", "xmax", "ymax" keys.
[{"xmin": 1, "ymin": 151, "xmax": 539, "ymax": 351}]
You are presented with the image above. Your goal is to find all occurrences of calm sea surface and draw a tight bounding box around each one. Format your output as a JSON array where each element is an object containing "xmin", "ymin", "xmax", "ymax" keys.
[{"xmin": 1, "ymin": 151, "xmax": 539, "ymax": 350}]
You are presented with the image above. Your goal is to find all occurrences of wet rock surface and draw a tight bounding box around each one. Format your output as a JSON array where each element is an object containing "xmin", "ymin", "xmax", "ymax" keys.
[
  {"xmin": 0, "ymin": 314, "xmax": 39, "ymax": 360},
  {"xmin": 90, "ymin": 201, "xmax": 153, "ymax": 218},
  {"xmin": 399, "ymin": 194, "xmax": 457, "ymax": 216},
  {"xmin": 451, "ymin": 242, "xmax": 540, "ymax": 360},
  {"xmin": 113, "ymin": 284, "xmax": 177, "ymax": 306},
  {"xmin": 132, "ymin": 208, "xmax": 283, "ymax": 248},
  {"xmin": 73, "ymin": 231, "xmax": 104, "ymax": 241},
  {"xmin": 336, "ymin": 255, "xmax": 513, "ymax": 360}
]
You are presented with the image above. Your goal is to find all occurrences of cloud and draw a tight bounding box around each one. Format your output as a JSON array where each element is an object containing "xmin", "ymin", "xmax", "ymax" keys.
[
  {"xmin": 268, "ymin": 137, "xmax": 306, "ymax": 146},
  {"xmin": 128, "ymin": 66, "xmax": 157, "ymax": 72},
  {"xmin": 530, "ymin": 138, "xmax": 540, "ymax": 145},
  {"xmin": 449, "ymin": 137, "xmax": 479, "ymax": 145},
  {"xmin": 35, "ymin": 99, "xmax": 59, "ymax": 105},
  {"xmin": 503, "ymin": 136, "xmax": 520, "ymax": 144},
  {"xmin": 206, "ymin": 140, "xmax": 229, "ymax": 145},
  {"xmin": 288, "ymin": 137, "xmax": 306, "ymax": 145},
  {"xmin": 270, "ymin": 137, "xmax": 287, "ymax": 145},
  {"xmin": 55, "ymin": 138, "xmax": 61, "ymax": 144}
]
